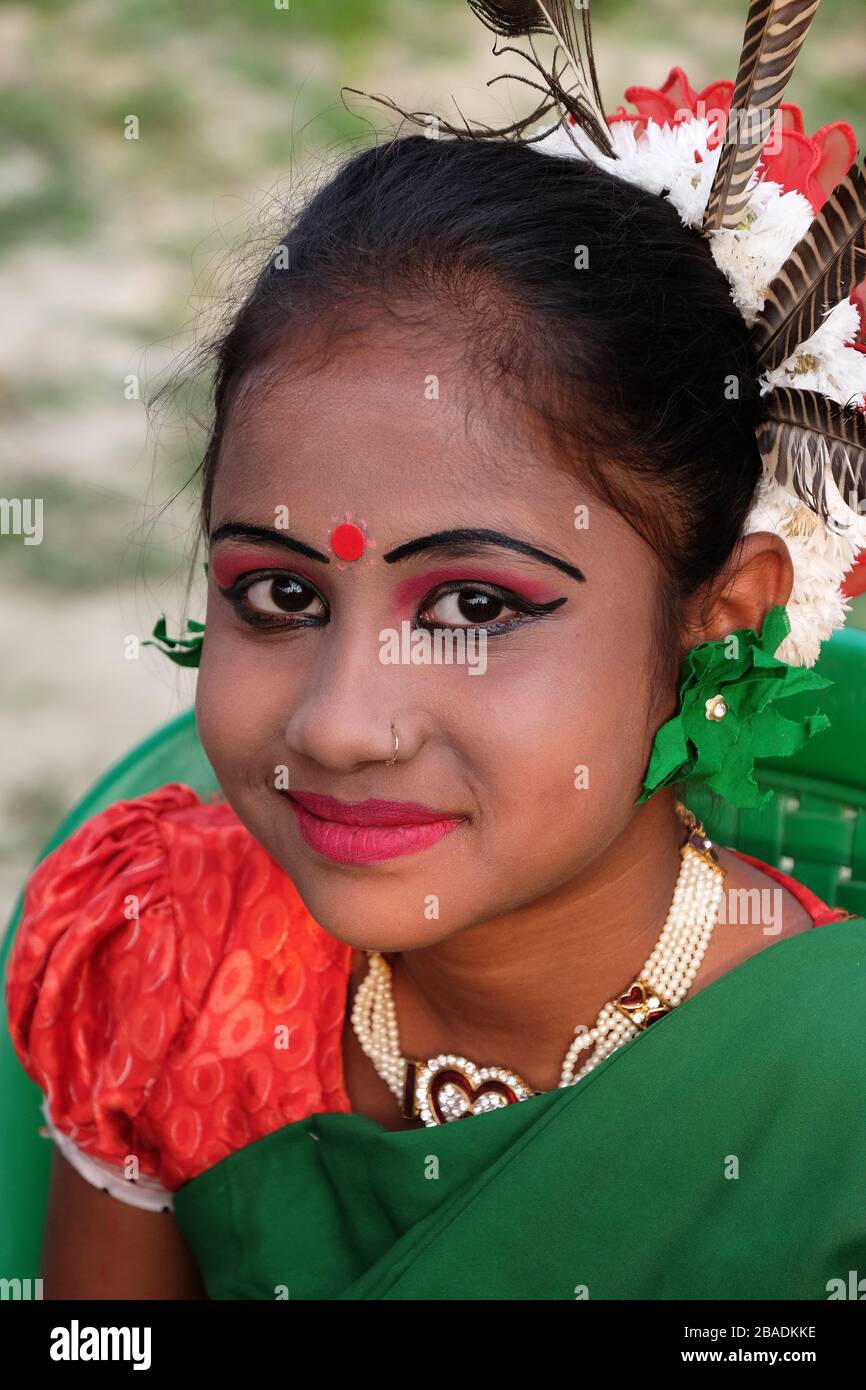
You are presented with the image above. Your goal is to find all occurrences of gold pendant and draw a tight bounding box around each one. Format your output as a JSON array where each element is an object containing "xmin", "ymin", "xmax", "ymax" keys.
[
  {"xmin": 404, "ymin": 1055, "xmax": 535, "ymax": 1125},
  {"xmin": 614, "ymin": 977, "xmax": 672, "ymax": 1029}
]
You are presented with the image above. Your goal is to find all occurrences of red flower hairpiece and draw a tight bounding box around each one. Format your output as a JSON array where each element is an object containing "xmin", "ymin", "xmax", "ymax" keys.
[{"xmin": 603, "ymin": 66, "xmax": 865, "ymax": 355}]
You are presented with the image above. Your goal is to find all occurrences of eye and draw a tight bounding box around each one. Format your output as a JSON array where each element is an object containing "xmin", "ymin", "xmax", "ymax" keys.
[
  {"xmin": 219, "ymin": 571, "xmax": 327, "ymax": 627},
  {"xmin": 244, "ymin": 575, "xmax": 324, "ymax": 617},
  {"xmin": 418, "ymin": 583, "xmax": 565, "ymax": 633},
  {"xmin": 421, "ymin": 587, "xmax": 516, "ymax": 628}
]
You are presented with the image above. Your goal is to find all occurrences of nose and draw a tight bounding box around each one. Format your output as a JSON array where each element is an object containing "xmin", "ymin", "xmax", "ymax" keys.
[{"xmin": 281, "ymin": 621, "xmax": 419, "ymax": 773}]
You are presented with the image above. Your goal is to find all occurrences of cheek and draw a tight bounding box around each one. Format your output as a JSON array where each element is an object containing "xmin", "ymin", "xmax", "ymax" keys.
[
  {"xmin": 475, "ymin": 609, "xmax": 659, "ymax": 855},
  {"xmin": 194, "ymin": 614, "xmax": 296, "ymax": 779}
]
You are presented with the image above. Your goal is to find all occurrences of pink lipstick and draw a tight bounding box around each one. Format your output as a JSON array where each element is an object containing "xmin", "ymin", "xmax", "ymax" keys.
[{"xmin": 283, "ymin": 791, "xmax": 466, "ymax": 865}]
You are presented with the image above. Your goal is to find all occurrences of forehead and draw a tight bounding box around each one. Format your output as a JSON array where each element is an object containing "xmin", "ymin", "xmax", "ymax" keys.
[{"xmin": 209, "ymin": 322, "xmax": 588, "ymax": 536}]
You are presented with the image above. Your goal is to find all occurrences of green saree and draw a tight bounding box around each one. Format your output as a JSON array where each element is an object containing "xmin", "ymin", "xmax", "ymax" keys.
[{"xmin": 173, "ymin": 915, "xmax": 866, "ymax": 1300}]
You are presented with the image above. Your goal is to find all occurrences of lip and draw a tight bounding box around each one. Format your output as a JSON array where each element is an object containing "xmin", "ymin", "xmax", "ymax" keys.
[{"xmin": 283, "ymin": 790, "xmax": 466, "ymax": 865}]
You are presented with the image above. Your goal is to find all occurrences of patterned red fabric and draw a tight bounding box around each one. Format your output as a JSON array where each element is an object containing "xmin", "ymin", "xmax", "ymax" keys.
[
  {"xmin": 4, "ymin": 784, "xmax": 849, "ymax": 1191},
  {"xmin": 4, "ymin": 785, "xmax": 353, "ymax": 1192}
]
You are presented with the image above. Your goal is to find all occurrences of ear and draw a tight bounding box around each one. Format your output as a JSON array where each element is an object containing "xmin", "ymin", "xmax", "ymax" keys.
[{"xmin": 682, "ymin": 531, "xmax": 794, "ymax": 647}]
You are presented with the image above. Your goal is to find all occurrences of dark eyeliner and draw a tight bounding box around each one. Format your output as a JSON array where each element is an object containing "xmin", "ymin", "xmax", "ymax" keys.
[
  {"xmin": 217, "ymin": 569, "xmax": 329, "ymax": 630},
  {"xmin": 415, "ymin": 581, "xmax": 567, "ymax": 635}
]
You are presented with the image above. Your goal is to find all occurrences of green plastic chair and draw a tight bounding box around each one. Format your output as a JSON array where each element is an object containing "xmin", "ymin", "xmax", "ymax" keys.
[{"xmin": 3, "ymin": 626, "xmax": 866, "ymax": 1274}]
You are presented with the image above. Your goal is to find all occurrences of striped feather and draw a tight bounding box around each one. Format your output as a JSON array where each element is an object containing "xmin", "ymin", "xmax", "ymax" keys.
[
  {"xmin": 465, "ymin": 1, "xmax": 548, "ymax": 34},
  {"xmin": 465, "ymin": 0, "xmax": 614, "ymax": 156},
  {"xmin": 750, "ymin": 155, "xmax": 866, "ymax": 368},
  {"xmin": 755, "ymin": 386, "xmax": 866, "ymax": 523},
  {"xmin": 703, "ymin": 0, "xmax": 821, "ymax": 233}
]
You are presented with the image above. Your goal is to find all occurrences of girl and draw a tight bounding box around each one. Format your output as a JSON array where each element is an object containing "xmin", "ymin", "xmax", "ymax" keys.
[{"xmin": 5, "ymin": 0, "xmax": 866, "ymax": 1299}]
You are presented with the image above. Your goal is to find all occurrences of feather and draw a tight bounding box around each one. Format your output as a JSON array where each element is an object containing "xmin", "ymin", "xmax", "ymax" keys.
[
  {"xmin": 342, "ymin": 2, "xmax": 613, "ymax": 152},
  {"xmin": 749, "ymin": 154, "xmax": 866, "ymax": 367},
  {"xmin": 464, "ymin": 1, "xmax": 548, "ymax": 33},
  {"xmin": 703, "ymin": 0, "xmax": 821, "ymax": 233},
  {"xmin": 340, "ymin": 79, "xmax": 562, "ymax": 145},
  {"xmin": 755, "ymin": 386, "xmax": 866, "ymax": 525},
  {"xmin": 465, "ymin": 0, "xmax": 614, "ymax": 156}
]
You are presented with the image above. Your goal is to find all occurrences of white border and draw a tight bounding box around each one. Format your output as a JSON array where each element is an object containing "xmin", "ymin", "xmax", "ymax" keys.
[{"xmin": 40, "ymin": 1095, "xmax": 175, "ymax": 1213}]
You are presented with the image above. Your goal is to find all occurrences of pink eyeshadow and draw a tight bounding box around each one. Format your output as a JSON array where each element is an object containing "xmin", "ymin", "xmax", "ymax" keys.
[{"xmin": 210, "ymin": 548, "xmax": 321, "ymax": 589}]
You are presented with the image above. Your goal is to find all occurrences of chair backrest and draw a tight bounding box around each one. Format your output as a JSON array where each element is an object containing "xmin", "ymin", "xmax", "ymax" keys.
[
  {"xmin": 684, "ymin": 626, "xmax": 866, "ymax": 917},
  {"xmin": 2, "ymin": 626, "xmax": 865, "ymax": 1271}
]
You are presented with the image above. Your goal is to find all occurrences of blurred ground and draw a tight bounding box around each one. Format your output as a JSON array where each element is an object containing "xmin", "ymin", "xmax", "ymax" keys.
[{"xmin": 1, "ymin": 0, "xmax": 865, "ymax": 923}]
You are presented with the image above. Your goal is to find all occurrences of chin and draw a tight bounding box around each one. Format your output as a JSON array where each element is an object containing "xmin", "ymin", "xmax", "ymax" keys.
[
  {"xmin": 242, "ymin": 785, "xmax": 471, "ymax": 942},
  {"xmin": 290, "ymin": 844, "xmax": 477, "ymax": 953},
  {"xmin": 283, "ymin": 869, "xmax": 470, "ymax": 952}
]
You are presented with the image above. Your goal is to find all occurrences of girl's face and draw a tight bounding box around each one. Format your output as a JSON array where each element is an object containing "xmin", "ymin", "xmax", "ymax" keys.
[{"xmin": 196, "ymin": 322, "xmax": 673, "ymax": 950}]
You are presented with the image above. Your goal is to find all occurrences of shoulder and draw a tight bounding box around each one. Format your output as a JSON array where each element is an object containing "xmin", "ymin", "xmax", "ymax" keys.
[
  {"xmin": 688, "ymin": 845, "xmax": 863, "ymax": 1027},
  {"xmin": 5, "ymin": 783, "xmax": 255, "ymax": 1023},
  {"xmin": 650, "ymin": 896, "xmax": 866, "ymax": 1153},
  {"xmin": 9, "ymin": 783, "xmax": 240, "ymax": 931},
  {"xmin": 723, "ymin": 847, "xmax": 849, "ymax": 930},
  {"xmin": 4, "ymin": 783, "xmax": 353, "ymax": 1206},
  {"xmin": 695, "ymin": 898, "xmax": 866, "ymax": 1061}
]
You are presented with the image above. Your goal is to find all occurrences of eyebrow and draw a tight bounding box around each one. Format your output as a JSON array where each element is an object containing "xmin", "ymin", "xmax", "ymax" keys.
[
  {"xmin": 382, "ymin": 529, "xmax": 585, "ymax": 584},
  {"xmin": 210, "ymin": 522, "xmax": 331, "ymax": 564},
  {"xmin": 209, "ymin": 522, "xmax": 585, "ymax": 584}
]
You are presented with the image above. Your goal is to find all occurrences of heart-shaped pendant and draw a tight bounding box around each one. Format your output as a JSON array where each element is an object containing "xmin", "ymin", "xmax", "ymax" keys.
[
  {"xmin": 412, "ymin": 1054, "xmax": 535, "ymax": 1125},
  {"xmin": 615, "ymin": 978, "xmax": 671, "ymax": 1028}
]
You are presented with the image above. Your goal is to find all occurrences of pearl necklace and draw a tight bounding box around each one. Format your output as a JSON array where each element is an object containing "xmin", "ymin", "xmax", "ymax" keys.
[{"xmin": 351, "ymin": 803, "xmax": 726, "ymax": 1125}]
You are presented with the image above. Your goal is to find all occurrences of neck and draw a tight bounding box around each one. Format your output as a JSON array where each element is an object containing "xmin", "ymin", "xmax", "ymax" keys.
[{"xmin": 382, "ymin": 791, "xmax": 688, "ymax": 1094}]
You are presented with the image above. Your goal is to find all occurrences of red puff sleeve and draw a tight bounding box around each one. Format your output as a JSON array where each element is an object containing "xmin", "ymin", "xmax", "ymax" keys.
[
  {"xmin": 4, "ymin": 784, "xmax": 206, "ymax": 1212},
  {"xmin": 5, "ymin": 781, "xmax": 356, "ymax": 1212}
]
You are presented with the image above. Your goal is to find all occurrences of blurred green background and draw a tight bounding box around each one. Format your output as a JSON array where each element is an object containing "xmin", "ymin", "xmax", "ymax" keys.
[{"xmin": 1, "ymin": 0, "xmax": 864, "ymax": 921}]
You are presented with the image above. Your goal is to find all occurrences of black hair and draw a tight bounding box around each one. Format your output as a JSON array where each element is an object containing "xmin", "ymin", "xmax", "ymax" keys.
[{"xmin": 193, "ymin": 134, "xmax": 764, "ymax": 668}]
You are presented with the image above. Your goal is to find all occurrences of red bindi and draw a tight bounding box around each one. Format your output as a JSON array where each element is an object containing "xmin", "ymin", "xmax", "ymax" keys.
[{"xmin": 330, "ymin": 522, "xmax": 366, "ymax": 562}]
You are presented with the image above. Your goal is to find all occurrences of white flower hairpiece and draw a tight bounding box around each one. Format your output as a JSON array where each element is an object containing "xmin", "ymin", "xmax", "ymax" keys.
[{"xmin": 533, "ymin": 111, "xmax": 866, "ymax": 665}]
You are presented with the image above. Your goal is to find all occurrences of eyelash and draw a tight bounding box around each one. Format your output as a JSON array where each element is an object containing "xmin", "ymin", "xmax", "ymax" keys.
[
  {"xmin": 415, "ymin": 581, "xmax": 566, "ymax": 635},
  {"xmin": 217, "ymin": 571, "xmax": 327, "ymax": 631},
  {"xmin": 216, "ymin": 570, "xmax": 567, "ymax": 636}
]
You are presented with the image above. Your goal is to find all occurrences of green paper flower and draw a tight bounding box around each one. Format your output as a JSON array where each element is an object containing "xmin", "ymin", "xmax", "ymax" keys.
[
  {"xmin": 142, "ymin": 615, "xmax": 205, "ymax": 668},
  {"xmin": 142, "ymin": 562, "xmax": 208, "ymax": 667},
  {"xmin": 637, "ymin": 604, "xmax": 832, "ymax": 810}
]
